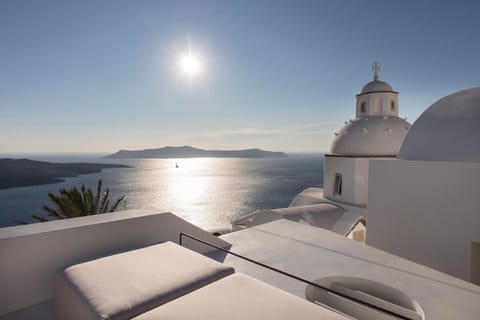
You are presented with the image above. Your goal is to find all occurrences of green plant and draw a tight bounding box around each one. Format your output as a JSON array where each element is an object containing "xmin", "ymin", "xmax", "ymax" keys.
[{"xmin": 19, "ymin": 180, "xmax": 125, "ymax": 223}]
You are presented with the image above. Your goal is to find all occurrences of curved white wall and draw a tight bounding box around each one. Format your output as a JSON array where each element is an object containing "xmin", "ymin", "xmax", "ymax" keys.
[
  {"xmin": 398, "ymin": 87, "xmax": 480, "ymax": 163},
  {"xmin": 330, "ymin": 117, "xmax": 410, "ymax": 156}
]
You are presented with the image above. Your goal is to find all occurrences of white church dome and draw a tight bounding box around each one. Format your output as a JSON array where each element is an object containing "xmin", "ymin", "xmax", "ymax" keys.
[
  {"xmin": 330, "ymin": 116, "xmax": 410, "ymax": 156},
  {"xmin": 398, "ymin": 87, "xmax": 480, "ymax": 162},
  {"xmin": 360, "ymin": 80, "xmax": 394, "ymax": 94}
]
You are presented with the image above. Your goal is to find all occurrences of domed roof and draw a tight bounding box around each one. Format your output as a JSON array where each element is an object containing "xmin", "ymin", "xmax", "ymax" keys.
[
  {"xmin": 330, "ymin": 116, "xmax": 410, "ymax": 156},
  {"xmin": 398, "ymin": 87, "xmax": 480, "ymax": 162},
  {"xmin": 359, "ymin": 80, "xmax": 394, "ymax": 94}
]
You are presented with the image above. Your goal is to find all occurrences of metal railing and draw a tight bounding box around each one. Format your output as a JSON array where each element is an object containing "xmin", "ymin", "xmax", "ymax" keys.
[{"xmin": 179, "ymin": 232, "xmax": 413, "ymax": 320}]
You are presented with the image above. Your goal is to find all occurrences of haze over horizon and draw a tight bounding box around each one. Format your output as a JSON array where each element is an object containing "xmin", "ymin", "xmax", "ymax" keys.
[{"xmin": 1, "ymin": 0, "xmax": 480, "ymax": 153}]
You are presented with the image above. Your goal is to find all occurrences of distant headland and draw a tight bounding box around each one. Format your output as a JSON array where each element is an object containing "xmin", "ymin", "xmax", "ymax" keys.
[
  {"xmin": 104, "ymin": 146, "xmax": 288, "ymax": 159},
  {"xmin": 0, "ymin": 159, "xmax": 131, "ymax": 189}
]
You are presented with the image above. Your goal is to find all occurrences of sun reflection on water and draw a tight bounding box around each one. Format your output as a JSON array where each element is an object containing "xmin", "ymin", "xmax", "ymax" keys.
[
  {"xmin": 164, "ymin": 158, "xmax": 215, "ymax": 205},
  {"xmin": 147, "ymin": 158, "xmax": 223, "ymax": 227}
]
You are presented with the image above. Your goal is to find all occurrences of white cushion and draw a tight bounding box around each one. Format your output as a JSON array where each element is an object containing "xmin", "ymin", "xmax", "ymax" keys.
[
  {"xmin": 133, "ymin": 273, "xmax": 349, "ymax": 320},
  {"xmin": 55, "ymin": 241, "xmax": 234, "ymax": 320}
]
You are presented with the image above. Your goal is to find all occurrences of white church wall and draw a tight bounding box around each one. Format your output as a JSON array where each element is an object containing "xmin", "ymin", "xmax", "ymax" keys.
[
  {"xmin": 367, "ymin": 159, "xmax": 480, "ymax": 282},
  {"xmin": 324, "ymin": 156, "xmax": 355, "ymax": 203},
  {"xmin": 353, "ymin": 158, "xmax": 369, "ymax": 206},
  {"xmin": 324, "ymin": 156, "xmax": 371, "ymax": 207}
]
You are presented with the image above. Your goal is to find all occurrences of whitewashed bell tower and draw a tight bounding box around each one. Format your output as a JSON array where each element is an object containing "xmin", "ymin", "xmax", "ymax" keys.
[
  {"xmin": 355, "ymin": 62, "xmax": 399, "ymax": 118},
  {"xmin": 323, "ymin": 62, "xmax": 410, "ymax": 210}
]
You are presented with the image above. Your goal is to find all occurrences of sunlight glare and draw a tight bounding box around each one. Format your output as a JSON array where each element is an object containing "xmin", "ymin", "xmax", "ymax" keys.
[{"xmin": 178, "ymin": 53, "xmax": 202, "ymax": 77}]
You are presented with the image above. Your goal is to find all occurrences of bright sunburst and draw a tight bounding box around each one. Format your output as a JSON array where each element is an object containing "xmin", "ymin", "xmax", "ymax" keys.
[{"xmin": 178, "ymin": 52, "xmax": 202, "ymax": 77}]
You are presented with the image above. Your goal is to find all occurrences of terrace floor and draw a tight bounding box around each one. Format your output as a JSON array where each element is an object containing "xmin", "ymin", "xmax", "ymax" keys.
[{"xmin": 212, "ymin": 219, "xmax": 480, "ymax": 319}]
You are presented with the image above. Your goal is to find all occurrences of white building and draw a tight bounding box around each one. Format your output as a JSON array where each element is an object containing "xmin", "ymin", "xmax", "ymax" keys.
[
  {"xmin": 366, "ymin": 87, "xmax": 480, "ymax": 284},
  {"xmin": 233, "ymin": 65, "xmax": 480, "ymax": 286},
  {"xmin": 233, "ymin": 63, "xmax": 411, "ymax": 240},
  {"xmin": 324, "ymin": 62, "xmax": 410, "ymax": 210}
]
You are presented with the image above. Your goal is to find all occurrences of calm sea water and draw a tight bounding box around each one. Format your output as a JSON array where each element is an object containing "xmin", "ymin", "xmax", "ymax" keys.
[{"xmin": 0, "ymin": 154, "xmax": 324, "ymax": 229}]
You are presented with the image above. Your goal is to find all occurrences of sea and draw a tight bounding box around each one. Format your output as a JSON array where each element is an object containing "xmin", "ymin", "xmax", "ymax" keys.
[{"xmin": 0, "ymin": 153, "xmax": 324, "ymax": 229}]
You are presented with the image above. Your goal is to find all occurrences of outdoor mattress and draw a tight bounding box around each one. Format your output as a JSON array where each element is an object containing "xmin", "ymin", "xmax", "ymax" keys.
[{"xmin": 55, "ymin": 241, "xmax": 234, "ymax": 320}]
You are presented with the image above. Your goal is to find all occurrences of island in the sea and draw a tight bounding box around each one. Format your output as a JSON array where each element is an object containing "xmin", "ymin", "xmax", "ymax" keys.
[
  {"xmin": 104, "ymin": 146, "xmax": 288, "ymax": 159},
  {"xmin": 0, "ymin": 159, "xmax": 131, "ymax": 189}
]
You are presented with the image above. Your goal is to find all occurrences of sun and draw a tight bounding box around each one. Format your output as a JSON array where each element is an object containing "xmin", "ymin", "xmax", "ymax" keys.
[{"xmin": 178, "ymin": 53, "xmax": 202, "ymax": 77}]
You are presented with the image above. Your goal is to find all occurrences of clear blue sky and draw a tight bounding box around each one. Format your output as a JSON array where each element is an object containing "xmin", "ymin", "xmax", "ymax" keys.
[{"xmin": 1, "ymin": 0, "xmax": 479, "ymax": 153}]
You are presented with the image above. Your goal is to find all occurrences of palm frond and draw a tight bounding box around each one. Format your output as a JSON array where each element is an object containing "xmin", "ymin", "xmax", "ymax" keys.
[
  {"xmin": 93, "ymin": 180, "xmax": 102, "ymax": 213},
  {"xmin": 99, "ymin": 188, "xmax": 110, "ymax": 213},
  {"xmin": 31, "ymin": 214, "xmax": 51, "ymax": 222},
  {"xmin": 28, "ymin": 180, "xmax": 126, "ymax": 224},
  {"xmin": 42, "ymin": 205, "xmax": 66, "ymax": 219},
  {"xmin": 109, "ymin": 195, "xmax": 125, "ymax": 212}
]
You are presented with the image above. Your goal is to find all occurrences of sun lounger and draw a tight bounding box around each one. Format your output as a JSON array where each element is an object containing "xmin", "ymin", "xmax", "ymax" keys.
[{"xmin": 55, "ymin": 242, "xmax": 234, "ymax": 320}]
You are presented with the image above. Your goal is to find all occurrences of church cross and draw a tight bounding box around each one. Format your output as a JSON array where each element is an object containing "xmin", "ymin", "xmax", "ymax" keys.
[{"xmin": 372, "ymin": 61, "xmax": 380, "ymax": 80}]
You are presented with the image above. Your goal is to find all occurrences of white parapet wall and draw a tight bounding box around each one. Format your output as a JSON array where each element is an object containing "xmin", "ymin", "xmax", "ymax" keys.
[
  {"xmin": 0, "ymin": 208, "xmax": 230, "ymax": 316},
  {"xmin": 367, "ymin": 159, "xmax": 480, "ymax": 283}
]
